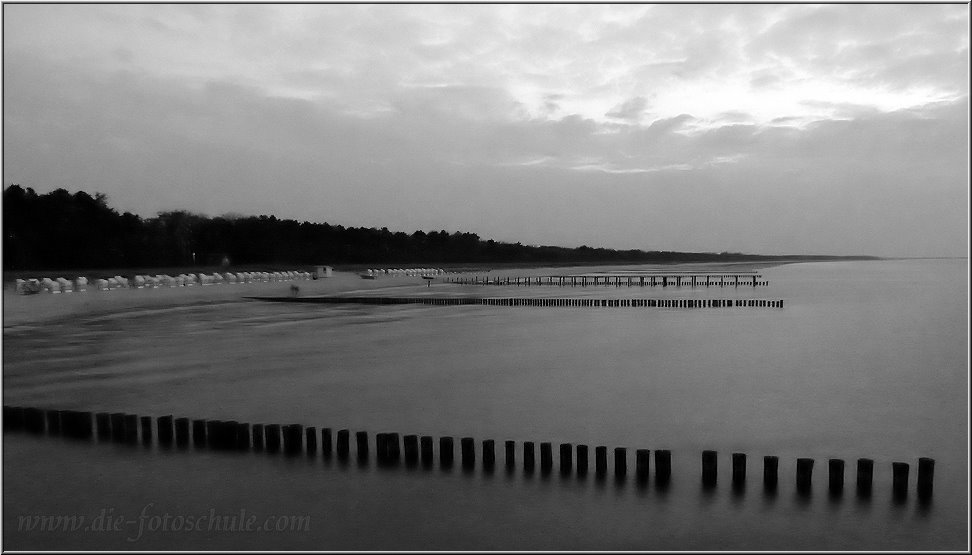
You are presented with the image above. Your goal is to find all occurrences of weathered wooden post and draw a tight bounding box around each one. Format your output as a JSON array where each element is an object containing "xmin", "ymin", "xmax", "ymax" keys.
[
  {"xmin": 763, "ymin": 456, "xmax": 779, "ymax": 490},
  {"xmin": 124, "ymin": 414, "xmax": 138, "ymax": 443},
  {"xmin": 577, "ymin": 445, "xmax": 589, "ymax": 477},
  {"xmin": 46, "ymin": 410, "xmax": 62, "ymax": 435},
  {"xmin": 461, "ymin": 437, "xmax": 475, "ymax": 470},
  {"xmin": 322, "ymin": 428, "xmax": 333, "ymax": 457},
  {"xmin": 336, "ymin": 429, "xmax": 350, "ymax": 459},
  {"xmin": 266, "ymin": 424, "xmax": 283, "ymax": 453},
  {"xmin": 483, "ymin": 439, "xmax": 495, "ymax": 471},
  {"xmin": 96, "ymin": 412, "xmax": 111, "ymax": 440},
  {"xmin": 192, "ymin": 419, "xmax": 207, "ymax": 448},
  {"xmin": 355, "ymin": 430, "xmax": 368, "ymax": 460},
  {"xmin": 140, "ymin": 416, "xmax": 153, "ymax": 445},
  {"xmin": 856, "ymin": 458, "xmax": 873, "ymax": 496},
  {"xmin": 828, "ymin": 459, "xmax": 844, "ymax": 495},
  {"xmin": 175, "ymin": 417, "xmax": 189, "ymax": 447},
  {"xmin": 918, "ymin": 457, "xmax": 935, "ymax": 500},
  {"xmin": 615, "ymin": 447, "xmax": 627, "ymax": 478},
  {"xmin": 157, "ymin": 416, "xmax": 174, "ymax": 446},
  {"xmin": 636, "ymin": 449, "xmax": 651, "ymax": 483},
  {"xmin": 251, "ymin": 424, "xmax": 265, "ymax": 451},
  {"xmin": 523, "ymin": 441, "xmax": 536, "ymax": 473},
  {"xmin": 655, "ymin": 450, "xmax": 672, "ymax": 484},
  {"xmin": 284, "ymin": 424, "xmax": 305, "ymax": 455},
  {"xmin": 3, "ymin": 406, "xmax": 24, "ymax": 431},
  {"xmin": 702, "ymin": 450, "xmax": 718, "ymax": 486},
  {"xmin": 420, "ymin": 436, "xmax": 434, "ymax": 467},
  {"xmin": 440, "ymin": 436, "xmax": 454, "ymax": 468},
  {"xmin": 505, "ymin": 440, "xmax": 516, "ymax": 470},
  {"xmin": 595, "ymin": 446, "xmax": 607, "ymax": 477},
  {"xmin": 560, "ymin": 443, "xmax": 573, "ymax": 476},
  {"xmin": 306, "ymin": 426, "xmax": 317, "ymax": 455},
  {"xmin": 732, "ymin": 453, "xmax": 746, "ymax": 488},
  {"xmin": 892, "ymin": 462, "xmax": 909, "ymax": 500},
  {"xmin": 796, "ymin": 458, "xmax": 814, "ymax": 494},
  {"xmin": 540, "ymin": 442, "xmax": 553, "ymax": 474},
  {"xmin": 404, "ymin": 434, "xmax": 419, "ymax": 466},
  {"xmin": 236, "ymin": 423, "xmax": 250, "ymax": 450}
]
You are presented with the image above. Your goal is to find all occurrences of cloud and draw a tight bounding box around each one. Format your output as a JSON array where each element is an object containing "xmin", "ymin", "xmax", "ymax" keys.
[{"xmin": 605, "ymin": 96, "xmax": 649, "ymax": 121}]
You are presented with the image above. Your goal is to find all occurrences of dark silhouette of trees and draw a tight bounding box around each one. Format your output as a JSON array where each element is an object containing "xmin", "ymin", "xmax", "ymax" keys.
[{"xmin": 3, "ymin": 185, "xmax": 875, "ymax": 271}]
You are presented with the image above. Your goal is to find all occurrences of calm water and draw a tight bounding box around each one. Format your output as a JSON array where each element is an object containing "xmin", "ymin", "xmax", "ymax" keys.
[{"xmin": 3, "ymin": 259, "xmax": 968, "ymax": 549}]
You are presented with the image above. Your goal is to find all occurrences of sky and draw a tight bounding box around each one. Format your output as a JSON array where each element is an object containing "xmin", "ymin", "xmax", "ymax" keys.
[{"xmin": 2, "ymin": 3, "xmax": 968, "ymax": 257}]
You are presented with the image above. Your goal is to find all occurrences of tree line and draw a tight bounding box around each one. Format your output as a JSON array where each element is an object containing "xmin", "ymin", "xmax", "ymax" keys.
[{"xmin": 3, "ymin": 185, "xmax": 871, "ymax": 271}]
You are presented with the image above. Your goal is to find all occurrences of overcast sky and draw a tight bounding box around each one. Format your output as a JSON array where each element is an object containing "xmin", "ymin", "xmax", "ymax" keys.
[{"xmin": 3, "ymin": 4, "xmax": 968, "ymax": 257}]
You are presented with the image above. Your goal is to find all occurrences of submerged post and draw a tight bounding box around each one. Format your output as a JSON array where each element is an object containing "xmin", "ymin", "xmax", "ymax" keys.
[
  {"xmin": 856, "ymin": 458, "xmax": 873, "ymax": 496},
  {"xmin": 577, "ymin": 445, "xmax": 589, "ymax": 477},
  {"xmin": 702, "ymin": 450, "xmax": 718, "ymax": 486},
  {"xmin": 829, "ymin": 459, "xmax": 845, "ymax": 495},
  {"xmin": 540, "ymin": 442, "xmax": 553, "ymax": 474},
  {"xmin": 482, "ymin": 439, "xmax": 495, "ymax": 471},
  {"xmin": 732, "ymin": 453, "xmax": 746, "ymax": 488},
  {"xmin": 655, "ymin": 450, "xmax": 672, "ymax": 484},
  {"xmin": 461, "ymin": 437, "xmax": 475, "ymax": 470},
  {"xmin": 892, "ymin": 462, "xmax": 909, "ymax": 500},
  {"xmin": 505, "ymin": 440, "xmax": 516, "ymax": 470},
  {"xmin": 560, "ymin": 443, "xmax": 573, "ymax": 476},
  {"xmin": 523, "ymin": 441, "xmax": 536, "ymax": 473},
  {"xmin": 614, "ymin": 447, "xmax": 627, "ymax": 478},
  {"xmin": 763, "ymin": 456, "xmax": 779, "ymax": 490},
  {"xmin": 595, "ymin": 446, "xmax": 607, "ymax": 478},
  {"xmin": 420, "ymin": 435, "xmax": 434, "ymax": 467},
  {"xmin": 796, "ymin": 458, "xmax": 814, "ymax": 494},
  {"xmin": 918, "ymin": 457, "xmax": 935, "ymax": 500},
  {"xmin": 636, "ymin": 449, "xmax": 650, "ymax": 483},
  {"xmin": 440, "ymin": 436, "xmax": 455, "ymax": 468}
]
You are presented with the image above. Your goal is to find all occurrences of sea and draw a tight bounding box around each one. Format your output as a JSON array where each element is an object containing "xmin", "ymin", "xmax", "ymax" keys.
[{"xmin": 2, "ymin": 258, "xmax": 968, "ymax": 550}]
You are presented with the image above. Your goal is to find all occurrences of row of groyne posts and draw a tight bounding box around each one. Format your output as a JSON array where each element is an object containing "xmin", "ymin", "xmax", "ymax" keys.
[
  {"xmin": 259, "ymin": 296, "xmax": 784, "ymax": 309},
  {"xmin": 443, "ymin": 273, "xmax": 769, "ymax": 288},
  {"xmin": 4, "ymin": 406, "xmax": 933, "ymax": 502}
]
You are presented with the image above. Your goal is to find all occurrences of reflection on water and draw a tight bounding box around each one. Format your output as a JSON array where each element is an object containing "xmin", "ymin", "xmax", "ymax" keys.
[{"xmin": 2, "ymin": 259, "xmax": 967, "ymax": 549}]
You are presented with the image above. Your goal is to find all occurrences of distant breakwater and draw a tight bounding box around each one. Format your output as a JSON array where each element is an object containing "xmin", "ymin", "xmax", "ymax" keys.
[{"xmin": 247, "ymin": 296, "xmax": 784, "ymax": 309}]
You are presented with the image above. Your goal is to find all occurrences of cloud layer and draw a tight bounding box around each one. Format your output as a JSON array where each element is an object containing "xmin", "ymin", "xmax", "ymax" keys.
[{"xmin": 3, "ymin": 4, "xmax": 968, "ymax": 256}]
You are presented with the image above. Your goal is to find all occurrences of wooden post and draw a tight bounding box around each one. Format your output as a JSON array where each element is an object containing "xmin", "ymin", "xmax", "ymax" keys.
[
  {"xmin": 892, "ymin": 462, "xmax": 909, "ymax": 499},
  {"xmin": 560, "ymin": 443, "xmax": 573, "ymax": 475},
  {"xmin": 732, "ymin": 453, "xmax": 746, "ymax": 488},
  {"xmin": 355, "ymin": 430, "xmax": 368, "ymax": 460},
  {"xmin": 856, "ymin": 458, "xmax": 873, "ymax": 496},
  {"xmin": 440, "ymin": 436, "xmax": 454, "ymax": 468},
  {"xmin": 524, "ymin": 441, "xmax": 536, "ymax": 473},
  {"xmin": 283, "ymin": 424, "xmax": 304, "ymax": 455},
  {"xmin": 192, "ymin": 419, "xmax": 207, "ymax": 448},
  {"xmin": 702, "ymin": 450, "xmax": 717, "ymax": 486},
  {"xmin": 461, "ymin": 437, "xmax": 475, "ymax": 469},
  {"xmin": 306, "ymin": 426, "xmax": 317, "ymax": 455},
  {"xmin": 175, "ymin": 417, "xmax": 189, "ymax": 447},
  {"xmin": 236, "ymin": 423, "xmax": 250, "ymax": 450},
  {"xmin": 505, "ymin": 440, "xmax": 516, "ymax": 470},
  {"xmin": 46, "ymin": 410, "xmax": 62, "ymax": 435},
  {"xmin": 483, "ymin": 439, "xmax": 495, "ymax": 471},
  {"xmin": 124, "ymin": 414, "xmax": 138, "ymax": 444},
  {"xmin": 577, "ymin": 445, "xmax": 589, "ymax": 477},
  {"xmin": 266, "ymin": 424, "xmax": 282, "ymax": 453},
  {"xmin": 655, "ymin": 450, "xmax": 672, "ymax": 484},
  {"xmin": 595, "ymin": 446, "xmax": 607, "ymax": 477},
  {"xmin": 828, "ymin": 459, "xmax": 844, "ymax": 495},
  {"xmin": 96, "ymin": 412, "xmax": 111, "ymax": 440},
  {"xmin": 322, "ymin": 428, "xmax": 332, "ymax": 457},
  {"xmin": 3, "ymin": 406, "xmax": 24, "ymax": 431},
  {"xmin": 157, "ymin": 416, "xmax": 174, "ymax": 445},
  {"xmin": 540, "ymin": 442, "xmax": 553, "ymax": 474},
  {"xmin": 615, "ymin": 447, "xmax": 627, "ymax": 478},
  {"xmin": 140, "ymin": 416, "xmax": 153, "ymax": 445},
  {"xmin": 252, "ymin": 424, "xmax": 265, "ymax": 451},
  {"xmin": 636, "ymin": 449, "xmax": 650, "ymax": 482},
  {"xmin": 763, "ymin": 456, "xmax": 779, "ymax": 490},
  {"xmin": 329, "ymin": 428, "xmax": 346, "ymax": 458},
  {"xmin": 796, "ymin": 458, "xmax": 814, "ymax": 494},
  {"xmin": 420, "ymin": 435, "xmax": 434, "ymax": 467},
  {"xmin": 404, "ymin": 434, "xmax": 419, "ymax": 466},
  {"xmin": 918, "ymin": 457, "xmax": 935, "ymax": 500}
]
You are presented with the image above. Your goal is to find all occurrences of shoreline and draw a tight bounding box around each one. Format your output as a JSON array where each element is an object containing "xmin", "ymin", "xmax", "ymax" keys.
[{"xmin": 2, "ymin": 260, "xmax": 822, "ymax": 328}]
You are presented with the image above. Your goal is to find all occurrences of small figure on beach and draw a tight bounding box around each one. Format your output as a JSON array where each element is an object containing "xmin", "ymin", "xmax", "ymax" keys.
[{"xmin": 290, "ymin": 284, "xmax": 300, "ymax": 297}]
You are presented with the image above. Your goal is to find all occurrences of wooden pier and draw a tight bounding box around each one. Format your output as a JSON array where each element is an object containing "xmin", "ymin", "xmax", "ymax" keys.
[{"xmin": 247, "ymin": 296, "xmax": 784, "ymax": 309}]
